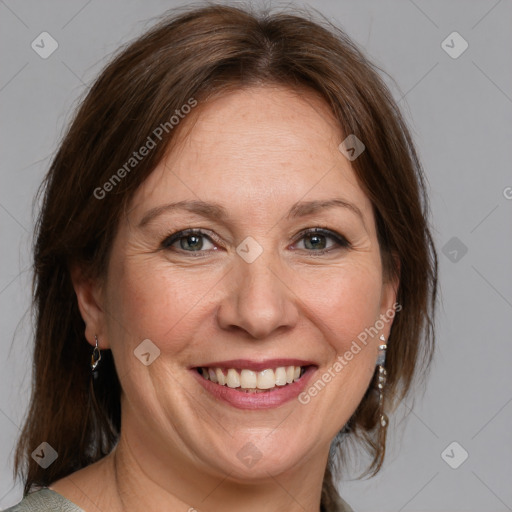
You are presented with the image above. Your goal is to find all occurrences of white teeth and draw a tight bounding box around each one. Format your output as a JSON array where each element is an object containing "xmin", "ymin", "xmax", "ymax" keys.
[
  {"xmin": 240, "ymin": 369, "xmax": 257, "ymax": 388},
  {"xmin": 226, "ymin": 368, "xmax": 240, "ymax": 388},
  {"xmin": 215, "ymin": 368, "xmax": 226, "ymax": 386},
  {"xmin": 274, "ymin": 367, "xmax": 287, "ymax": 386},
  {"xmin": 199, "ymin": 365, "xmax": 306, "ymax": 391},
  {"xmin": 257, "ymin": 369, "xmax": 275, "ymax": 389}
]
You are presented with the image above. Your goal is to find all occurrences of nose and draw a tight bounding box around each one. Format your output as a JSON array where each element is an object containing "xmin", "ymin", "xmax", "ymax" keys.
[{"xmin": 216, "ymin": 255, "xmax": 299, "ymax": 340}]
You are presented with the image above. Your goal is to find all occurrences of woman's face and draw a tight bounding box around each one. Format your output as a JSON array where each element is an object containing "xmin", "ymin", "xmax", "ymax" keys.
[{"xmin": 90, "ymin": 86, "xmax": 397, "ymax": 480}]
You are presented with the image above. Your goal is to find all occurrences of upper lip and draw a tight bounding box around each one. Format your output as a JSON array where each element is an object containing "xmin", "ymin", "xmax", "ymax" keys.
[{"xmin": 192, "ymin": 359, "xmax": 317, "ymax": 372}]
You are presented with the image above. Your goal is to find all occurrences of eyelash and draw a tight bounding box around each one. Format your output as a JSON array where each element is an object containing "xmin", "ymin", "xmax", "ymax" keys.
[{"xmin": 160, "ymin": 227, "xmax": 350, "ymax": 256}]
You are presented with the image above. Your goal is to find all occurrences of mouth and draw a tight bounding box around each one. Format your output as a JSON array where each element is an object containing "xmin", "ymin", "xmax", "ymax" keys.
[
  {"xmin": 195, "ymin": 365, "xmax": 308, "ymax": 393},
  {"xmin": 191, "ymin": 359, "xmax": 317, "ymax": 409}
]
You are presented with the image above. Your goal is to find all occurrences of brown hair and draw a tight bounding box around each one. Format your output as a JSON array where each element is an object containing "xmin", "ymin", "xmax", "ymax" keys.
[{"xmin": 14, "ymin": 3, "xmax": 437, "ymax": 508}]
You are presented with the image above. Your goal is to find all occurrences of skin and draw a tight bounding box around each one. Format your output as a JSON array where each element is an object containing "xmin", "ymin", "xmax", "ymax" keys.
[{"xmin": 51, "ymin": 85, "xmax": 398, "ymax": 512}]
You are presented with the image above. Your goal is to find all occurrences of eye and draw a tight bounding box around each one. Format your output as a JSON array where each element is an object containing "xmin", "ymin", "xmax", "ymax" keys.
[
  {"xmin": 161, "ymin": 229, "xmax": 218, "ymax": 253},
  {"xmin": 161, "ymin": 227, "xmax": 349, "ymax": 256},
  {"xmin": 292, "ymin": 228, "xmax": 350, "ymax": 254}
]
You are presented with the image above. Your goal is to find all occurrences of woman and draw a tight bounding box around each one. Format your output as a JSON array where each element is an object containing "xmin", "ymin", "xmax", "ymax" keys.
[{"xmin": 8, "ymin": 3, "xmax": 437, "ymax": 511}]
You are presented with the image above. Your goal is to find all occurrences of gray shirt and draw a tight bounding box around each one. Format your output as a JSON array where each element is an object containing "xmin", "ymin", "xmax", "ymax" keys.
[
  {"xmin": 3, "ymin": 489, "xmax": 84, "ymax": 512},
  {"xmin": 4, "ymin": 487, "xmax": 354, "ymax": 511}
]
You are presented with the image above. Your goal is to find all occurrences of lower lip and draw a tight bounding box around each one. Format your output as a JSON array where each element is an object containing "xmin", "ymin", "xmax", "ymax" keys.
[{"xmin": 191, "ymin": 367, "xmax": 317, "ymax": 410}]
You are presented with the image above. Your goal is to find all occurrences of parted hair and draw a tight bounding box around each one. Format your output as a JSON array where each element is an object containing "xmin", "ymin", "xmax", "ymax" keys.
[{"xmin": 14, "ymin": 3, "xmax": 437, "ymax": 509}]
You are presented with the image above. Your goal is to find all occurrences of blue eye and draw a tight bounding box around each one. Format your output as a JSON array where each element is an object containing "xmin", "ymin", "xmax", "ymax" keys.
[
  {"xmin": 294, "ymin": 228, "xmax": 350, "ymax": 253},
  {"xmin": 161, "ymin": 227, "xmax": 349, "ymax": 256},
  {"xmin": 162, "ymin": 229, "xmax": 217, "ymax": 252}
]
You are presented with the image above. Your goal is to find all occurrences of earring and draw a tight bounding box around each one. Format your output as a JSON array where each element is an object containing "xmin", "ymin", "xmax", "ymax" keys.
[
  {"xmin": 91, "ymin": 335, "xmax": 102, "ymax": 372},
  {"xmin": 377, "ymin": 334, "xmax": 388, "ymax": 428}
]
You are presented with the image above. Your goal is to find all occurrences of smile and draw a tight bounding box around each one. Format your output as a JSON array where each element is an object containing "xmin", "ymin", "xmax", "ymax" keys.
[
  {"xmin": 197, "ymin": 365, "xmax": 306, "ymax": 392},
  {"xmin": 191, "ymin": 360, "xmax": 317, "ymax": 409}
]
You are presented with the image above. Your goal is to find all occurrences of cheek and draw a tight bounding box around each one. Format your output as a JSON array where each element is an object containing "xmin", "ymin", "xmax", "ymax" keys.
[
  {"xmin": 295, "ymin": 267, "xmax": 382, "ymax": 427},
  {"xmin": 296, "ymin": 262, "xmax": 384, "ymax": 351},
  {"xmin": 105, "ymin": 257, "xmax": 222, "ymax": 352}
]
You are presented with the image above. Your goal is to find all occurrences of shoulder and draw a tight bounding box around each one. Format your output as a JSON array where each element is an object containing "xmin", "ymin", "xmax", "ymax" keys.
[{"xmin": 3, "ymin": 488, "xmax": 84, "ymax": 512}]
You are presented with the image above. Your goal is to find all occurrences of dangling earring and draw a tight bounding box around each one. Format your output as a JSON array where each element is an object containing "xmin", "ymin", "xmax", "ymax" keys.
[
  {"xmin": 91, "ymin": 335, "xmax": 102, "ymax": 374},
  {"xmin": 377, "ymin": 334, "xmax": 388, "ymax": 428}
]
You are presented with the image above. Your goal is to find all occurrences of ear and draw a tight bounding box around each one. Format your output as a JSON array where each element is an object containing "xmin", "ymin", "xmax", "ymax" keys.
[{"xmin": 70, "ymin": 264, "xmax": 109, "ymax": 349}]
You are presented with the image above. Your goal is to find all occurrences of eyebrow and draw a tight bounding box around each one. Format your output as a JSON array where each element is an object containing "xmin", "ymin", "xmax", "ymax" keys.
[
  {"xmin": 287, "ymin": 199, "xmax": 364, "ymax": 223},
  {"xmin": 138, "ymin": 198, "xmax": 364, "ymax": 228},
  {"xmin": 138, "ymin": 200, "xmax": 227, "ymax": 227}
]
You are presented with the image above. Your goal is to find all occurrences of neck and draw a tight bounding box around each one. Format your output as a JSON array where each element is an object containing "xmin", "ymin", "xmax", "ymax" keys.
[{"xmin": 109, "ymin": 428, "xmax": 327, "ymax": 512}]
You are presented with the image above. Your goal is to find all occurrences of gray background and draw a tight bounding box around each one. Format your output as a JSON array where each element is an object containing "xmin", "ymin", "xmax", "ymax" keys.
[{"xmin": 1, "ymin": 1, "xmax": 511, "ymax": 510}]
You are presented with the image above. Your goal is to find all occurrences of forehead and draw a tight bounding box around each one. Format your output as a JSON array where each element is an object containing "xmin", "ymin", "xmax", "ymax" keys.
[{"xmin": 128, "ymin": 85, "xmax": 373, "ymax": 224}]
